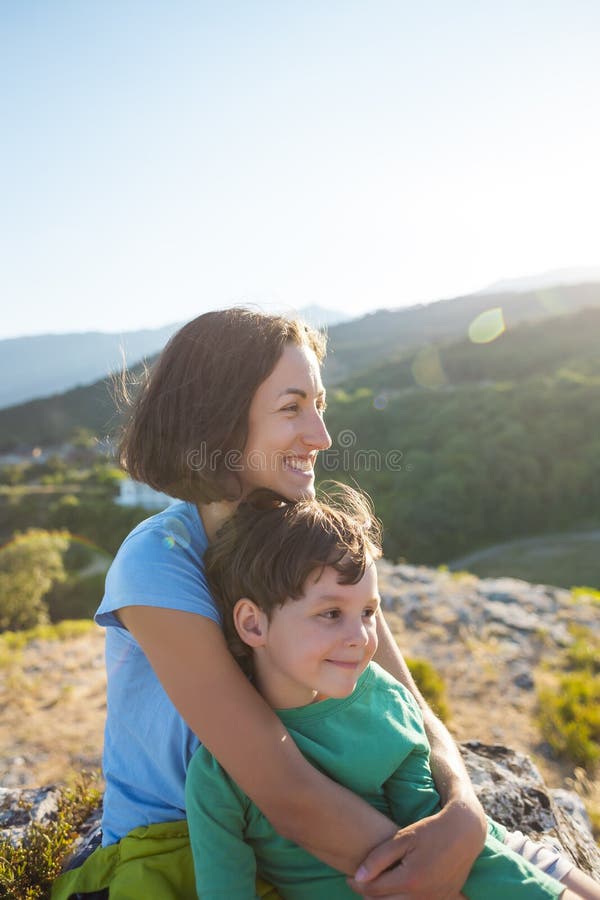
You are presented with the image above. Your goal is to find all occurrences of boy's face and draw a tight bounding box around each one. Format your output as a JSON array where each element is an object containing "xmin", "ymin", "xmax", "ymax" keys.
[{"xmin": 245, "ymin": 561, "xmax": 380, "ymax": 709}]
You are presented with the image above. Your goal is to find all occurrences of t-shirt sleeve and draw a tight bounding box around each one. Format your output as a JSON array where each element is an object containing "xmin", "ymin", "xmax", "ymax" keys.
[
  {"xmin": 95, "ymin": 516, "xmax": 221, "ymax": 629},
  {"xmin": 382, "ymin": 681, "xmax": 442, "ymax": 827},
  {"xmin": 186, "ymin": 746, "xmax": 261, "ymax": 900}
]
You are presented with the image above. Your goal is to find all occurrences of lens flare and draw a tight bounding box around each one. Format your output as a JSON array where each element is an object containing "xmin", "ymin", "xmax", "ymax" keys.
[
  {"xmin": 468, "ymin": 307, "xmax": 506, "ymax": 344},
  {"xmin": 411, "ymin": 345, "xmax": 447, "ymax": 389}
]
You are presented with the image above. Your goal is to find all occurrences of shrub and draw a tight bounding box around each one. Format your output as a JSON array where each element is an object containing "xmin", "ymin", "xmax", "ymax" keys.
[
  {"xmin": 0, "ymin": 772, "xmax": 101, "ymax": 900},
  {"xmin": 571, "ymin": 586, "xmax": 600, "ymax": 605},
  {"xmin": 406, "ymin": 656, "xmax": 449, "ymax": 722},
  {"xmin": 46, "ymin": 573, "xmax": 106, "ymax": 622},
  {"xmin": 538, "ymin": 673, "xmax": 600, "ymax": 771},
  {"xmin": 537, "ymin": 627, "xmax": 600, "ymax": 772},
  {"xmin": 0, "ymin": 530, "xmax": 69, "ymax": 632}
]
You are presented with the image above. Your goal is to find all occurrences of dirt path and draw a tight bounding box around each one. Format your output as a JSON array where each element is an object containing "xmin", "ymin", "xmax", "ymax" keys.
[
  {"xmin": 450, "ymin": 529, "xmax": 600, "ymax": 570},
  {"xmin": 0, "ymin": 628, "xmax": 106, "ymax": 788}
]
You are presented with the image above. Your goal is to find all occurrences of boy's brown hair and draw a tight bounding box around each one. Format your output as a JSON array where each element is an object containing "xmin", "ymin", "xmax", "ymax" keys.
[
  {"xmin": 119, "ymin": 308, "xmax": 326, "ymax": 504},
  {"xmin": 204, "ymin": 483, "xmax": 382, "ymax": 675}
]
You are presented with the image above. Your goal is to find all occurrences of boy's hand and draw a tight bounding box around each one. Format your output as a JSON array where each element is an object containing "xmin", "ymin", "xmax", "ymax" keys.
[{"xmin": 346, "ymin": 802, "xmax": 484, "ymax": 899}]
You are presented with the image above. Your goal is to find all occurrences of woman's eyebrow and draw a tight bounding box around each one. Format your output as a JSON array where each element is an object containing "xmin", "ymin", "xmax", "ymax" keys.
[
  {"xmin": 277, "ymin": 387, "xmax": 327, "ymax": 399},
  {"xmin": 277, "ymin": 388, "xmax": 307, "ymax": 398}
]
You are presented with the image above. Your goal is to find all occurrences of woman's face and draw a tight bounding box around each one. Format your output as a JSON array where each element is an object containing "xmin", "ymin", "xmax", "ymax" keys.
[{"xmin": 241, "ymin": 343, "xmax": 331, "ymax": 501}]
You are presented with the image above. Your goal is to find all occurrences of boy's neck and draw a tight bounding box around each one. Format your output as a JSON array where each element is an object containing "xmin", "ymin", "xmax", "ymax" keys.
[{"xmin": 253, "ymin": 656, "xmax": 320, "ymax": 710}]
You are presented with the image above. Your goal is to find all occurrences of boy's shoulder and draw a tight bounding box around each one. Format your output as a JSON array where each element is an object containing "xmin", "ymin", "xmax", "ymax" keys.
[{"xmin": 366, "ymin": 661, "xmax": 424, "ymax": 715}]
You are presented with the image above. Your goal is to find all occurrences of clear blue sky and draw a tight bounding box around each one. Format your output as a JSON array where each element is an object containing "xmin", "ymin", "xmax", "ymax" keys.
[{"xmin": 1, "ymin": 0, "xmax": 599, "ymax": 338}]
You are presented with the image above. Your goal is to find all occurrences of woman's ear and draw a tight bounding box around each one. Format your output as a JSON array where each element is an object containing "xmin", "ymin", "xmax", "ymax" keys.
[{"xmin": 233, "ymin": 598, "xmax": 269, "ymax": 648}]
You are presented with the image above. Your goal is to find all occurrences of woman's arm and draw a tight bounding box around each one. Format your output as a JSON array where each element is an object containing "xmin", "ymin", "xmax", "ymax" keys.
[
  {"xmin": 347, "ymin": 611, "xmax": 486, "ymax": 898},
  {"xmin": 119, "ymin": 605, "xmax": 398, "ymax": 875}
]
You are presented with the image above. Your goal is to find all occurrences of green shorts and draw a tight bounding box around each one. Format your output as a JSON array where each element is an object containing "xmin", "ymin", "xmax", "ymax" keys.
[{"xmin": 51, "ymin": 819, "xmax": 280, "ymax": 900}]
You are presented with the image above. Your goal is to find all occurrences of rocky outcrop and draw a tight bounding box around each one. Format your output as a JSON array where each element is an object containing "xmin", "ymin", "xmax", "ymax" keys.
[
  {"xmin": 377, "ymin": 562, "xmax": 599, "ymax": 648},
  {"xmin": 461, "ymin": 741, "xmax": 600, "ymax": 880},
  {"xmin": 2, "ymin": 743, "xmax": 599, "ymax": 880}
]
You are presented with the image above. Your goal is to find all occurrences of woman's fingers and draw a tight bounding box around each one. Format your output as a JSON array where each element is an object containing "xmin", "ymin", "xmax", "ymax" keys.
[
  {"xmin": 349, "ymin": 827, "xmax": 418, "ymax": 889},
  {"xmin": 347, "ymin": 812, "xmax": 476, "ymax": 899}
]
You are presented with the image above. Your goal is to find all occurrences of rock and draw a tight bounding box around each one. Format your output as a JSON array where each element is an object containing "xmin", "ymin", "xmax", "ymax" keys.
[
  {"xmin": 0, "ymin": 785, "xmax": 61, "ymax": 845},
  {"xmin": 513, "ymin": 669, "xmax": 535, "ymax": 690},
  {"xmin": 461, "ymin": 741, "xmax": 600, "ymax": 880}
]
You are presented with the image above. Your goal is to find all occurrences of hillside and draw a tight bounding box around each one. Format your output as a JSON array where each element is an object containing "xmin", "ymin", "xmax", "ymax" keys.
[
  {"xmin": 340, "ymin": 305, "xmax": 600, "ymax": 393},
  {"xmin": 2, "ymin": 284, "xmax": 600, "ymax": 452},
  {"xmin": 324, "ymin": 280, "xmax": 600, "ymax": 383},
  {"xmin": 2, "ymin": 297, "xmax": 600, "ymax": 583},
  {"xmin": 0, "ymin": 306, "xmax": 351, "ymax": 411},
  {"xmin": 0, "ymin": 324, "xmax": 181, "ymax": 410}
]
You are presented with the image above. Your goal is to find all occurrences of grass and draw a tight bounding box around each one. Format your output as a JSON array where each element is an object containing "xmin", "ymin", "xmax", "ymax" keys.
[
  {"xmin": 0, "ymin": 772, "xmax": 101, "ymax": 900},
  {"xmin": 0, "ymin": 620, "xmax": 97, "ymax": 665}
]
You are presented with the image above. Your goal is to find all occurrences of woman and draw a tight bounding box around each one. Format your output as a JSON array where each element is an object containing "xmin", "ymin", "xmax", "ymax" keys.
[{"xmin": 53, "ymin": 308, "xmax": 488, "ymax": 900}]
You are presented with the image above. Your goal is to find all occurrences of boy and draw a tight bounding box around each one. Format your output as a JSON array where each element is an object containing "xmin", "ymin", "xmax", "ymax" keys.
[{"xmin": 185, "ymin": 486, "xmax": 578, "ymax": 899}]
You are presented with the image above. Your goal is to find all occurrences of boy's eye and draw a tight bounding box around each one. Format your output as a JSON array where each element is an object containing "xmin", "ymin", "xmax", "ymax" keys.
[
  {"xmin": 320, "ymin": 609, "xmax": 341, "ymax": 620},
  {"xmin": 363, "ymin": 607, "xmax": 377, "ymax": 619}
]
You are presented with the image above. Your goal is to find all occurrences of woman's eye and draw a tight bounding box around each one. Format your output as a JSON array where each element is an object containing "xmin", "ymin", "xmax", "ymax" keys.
[
  {"xmin": 363, "ymin": 608, "xmax": 376, "ymax": 619},
  {"xmin": 281, "ymin": 403, "xmax": 299, "ymax": 413}
]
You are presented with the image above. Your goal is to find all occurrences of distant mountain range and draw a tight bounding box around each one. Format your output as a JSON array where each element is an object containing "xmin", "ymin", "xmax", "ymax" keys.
[
  {"xmin": 0, "ymin": 305, "xmax": 350, "ymax": 410},
  {"xmin": 478, "ymin": 266, "xmax": 600, "ymax": 295},
  {"xmin": 1, "ymin": 280, "xmax": 599, "ymax": 452}
]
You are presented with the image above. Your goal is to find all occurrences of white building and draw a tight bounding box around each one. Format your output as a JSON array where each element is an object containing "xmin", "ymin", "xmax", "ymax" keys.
[{"xmin": 116, "ymin": 477, "xmax": 177, "ymax": 510}]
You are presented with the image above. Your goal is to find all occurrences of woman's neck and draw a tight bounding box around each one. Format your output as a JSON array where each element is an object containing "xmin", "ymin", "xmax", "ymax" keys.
[{"xmin": 197, "ymin": 499, "xmax": 240, "ymax": 542}]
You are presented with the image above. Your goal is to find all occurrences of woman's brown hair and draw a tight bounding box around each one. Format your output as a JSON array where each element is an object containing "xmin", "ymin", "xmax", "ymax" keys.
[
  {"xmin": 119, "ymin": 308, "xmax": 326, "ymax": 503},
  {"xmin": 204, "ymin": 483, "xmax": 382, "ymax": 676}
]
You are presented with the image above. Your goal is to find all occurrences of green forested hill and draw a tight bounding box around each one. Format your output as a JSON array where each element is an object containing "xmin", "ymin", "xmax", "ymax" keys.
[
  {"xmin": 340, "ymin": 306, "xmax": 600, "ymax": 393},
  {"xmin": 322, "ymin": 373, "xmax": 600, "ymax": 565},
  {"xmin": 2, "ymin": 283, "xmax": 600, "ymax": 452},
  {"xmin": 0, "ymin": 369, "xmax": 143, "ymax": 451},
  {"xmin": 2, "ymin": 296, "xmax": 600, "ymax": 578},
  {"xmin": 323, "ymin": 281, "xmax": 600, "ymax": 383},
  {"xmin": 322, "ymin": 304, "xmax": 600, "ymax": 567}
]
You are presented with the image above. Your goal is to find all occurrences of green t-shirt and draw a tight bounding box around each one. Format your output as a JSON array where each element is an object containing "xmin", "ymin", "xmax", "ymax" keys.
[{"xmin": 185, "ymin": 662, "xmax": 563, "ymax": 900}]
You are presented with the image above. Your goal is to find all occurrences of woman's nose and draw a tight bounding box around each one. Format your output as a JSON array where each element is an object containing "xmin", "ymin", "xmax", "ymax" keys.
[{"xmin": 302, "ymin": 410, "xmax": 332, "ymax": 450}]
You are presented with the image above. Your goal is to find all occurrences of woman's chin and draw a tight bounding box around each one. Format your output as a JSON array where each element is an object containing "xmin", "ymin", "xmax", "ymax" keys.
[{"xmin": 287, "ymin": 483, "xmax": 316, "ymax": 502}]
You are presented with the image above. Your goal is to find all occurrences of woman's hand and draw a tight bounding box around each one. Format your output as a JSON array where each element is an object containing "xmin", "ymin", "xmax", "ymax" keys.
[{"xmin": 347, "ymin": 801, "xmax": 480, "ymax": 899}]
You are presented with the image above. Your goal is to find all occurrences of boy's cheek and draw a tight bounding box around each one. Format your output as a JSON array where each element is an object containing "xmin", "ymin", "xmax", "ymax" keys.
[{"xmin": 369, "ymin": 632, "xmax": 378, "ymax": 657}]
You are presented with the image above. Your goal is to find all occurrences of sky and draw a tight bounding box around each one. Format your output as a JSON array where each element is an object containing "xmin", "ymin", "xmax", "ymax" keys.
[{"xmin": 1, "ymin": 0, "xmax": 599, "ymax": 339}]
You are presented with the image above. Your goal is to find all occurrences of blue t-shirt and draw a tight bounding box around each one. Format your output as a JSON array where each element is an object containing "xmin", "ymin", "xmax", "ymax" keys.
[{"xmin": 95, "ymin": 501, "xmax": 220, "ymax": 846}]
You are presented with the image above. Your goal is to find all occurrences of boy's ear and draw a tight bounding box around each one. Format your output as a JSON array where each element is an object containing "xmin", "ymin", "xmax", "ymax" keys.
[{"xmin": 233, "ymin": 598, "xmax": 269, "ymax": 648}]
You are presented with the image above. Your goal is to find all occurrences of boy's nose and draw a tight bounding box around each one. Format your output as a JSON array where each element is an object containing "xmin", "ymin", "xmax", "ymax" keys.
[{"xmin": 344, "ymin": 620, "xmax": 370, "ymax": 647}]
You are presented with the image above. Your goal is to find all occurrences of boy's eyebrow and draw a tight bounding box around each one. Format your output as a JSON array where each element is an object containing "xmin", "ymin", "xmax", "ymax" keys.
[{"xmin": 312, "ymin": 593, "xmax": 381, "ymax": 605}]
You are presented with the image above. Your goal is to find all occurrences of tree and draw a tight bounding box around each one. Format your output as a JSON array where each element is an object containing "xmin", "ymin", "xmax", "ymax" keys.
[{"xmin": 0, "ymin": 529, "xmax": 69, "ymax": 631}]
